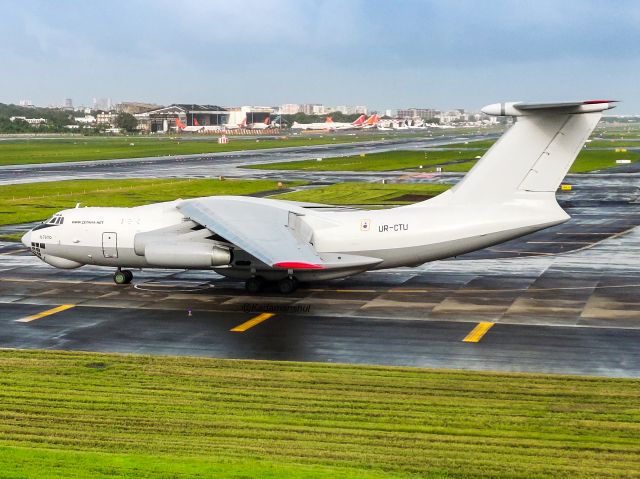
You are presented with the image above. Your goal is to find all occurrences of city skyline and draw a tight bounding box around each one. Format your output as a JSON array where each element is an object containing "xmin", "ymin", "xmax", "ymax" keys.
[{"xmin": 2, "ymin": 1, "xmax": 640, "ymax": 113}]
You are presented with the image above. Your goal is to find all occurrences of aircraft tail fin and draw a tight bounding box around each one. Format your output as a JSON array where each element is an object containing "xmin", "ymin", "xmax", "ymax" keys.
[
  {"xmin": 446, "ymin": 100, "xmax": 615, "ymax": 204},
  {"xmin": 352, "ymin": 114, "xmax": 366, "ymax": 126},
  {"xmin": 364, "ymin": 114, "xmax": 379, "ymax": 125}
]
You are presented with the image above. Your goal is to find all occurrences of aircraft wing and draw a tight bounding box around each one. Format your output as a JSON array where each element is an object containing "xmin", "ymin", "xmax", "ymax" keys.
[{"xmin": 177, "ymin": 196, "xmax": 381, "ymax": 270}]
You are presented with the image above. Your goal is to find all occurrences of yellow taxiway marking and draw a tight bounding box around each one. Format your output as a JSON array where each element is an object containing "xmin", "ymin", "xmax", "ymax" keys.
[
  {"xmin": 16, "ymin": 304, "xmax": 75, "ymax": 323},
  {"xmin": 230, "ymin": 313, "xmax": 275, "ymax": 332},
  {"xmin": 462, "ymin": 322, "xmax": 494, "ymax": 343}
]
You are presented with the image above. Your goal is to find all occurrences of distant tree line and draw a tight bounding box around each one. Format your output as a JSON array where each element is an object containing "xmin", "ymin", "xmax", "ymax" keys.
[{"xmin": 0, "ymin": 103, "xmax": 76, "ymax": 133}]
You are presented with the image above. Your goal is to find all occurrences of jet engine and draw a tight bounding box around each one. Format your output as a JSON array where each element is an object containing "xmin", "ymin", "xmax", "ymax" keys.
[{"xmin": 143, "ymin": 242, "xmax": 231, "ymax": 268}]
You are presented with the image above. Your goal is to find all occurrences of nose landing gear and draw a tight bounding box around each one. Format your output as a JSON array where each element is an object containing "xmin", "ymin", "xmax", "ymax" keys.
[{"xmin": 113, "ymin": 268, "xmax": 133, "ymax": 285}]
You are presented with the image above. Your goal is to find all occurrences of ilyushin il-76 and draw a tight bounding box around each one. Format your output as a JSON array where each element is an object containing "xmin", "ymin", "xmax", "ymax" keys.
[{"xmin": 22, "ymin": 100, "xmax": 614, "ymax": 293}]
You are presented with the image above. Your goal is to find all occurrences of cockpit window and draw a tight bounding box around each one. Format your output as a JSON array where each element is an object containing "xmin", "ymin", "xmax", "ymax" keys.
[{"xmin": 45, "ymin": 214, "xmax": 64, "ymax": 225}]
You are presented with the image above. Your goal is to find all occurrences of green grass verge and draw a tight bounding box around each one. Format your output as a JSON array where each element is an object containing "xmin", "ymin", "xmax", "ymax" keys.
[
  {"xmin": 0, "ymin": 350, "xmax": 638, "ymax": 479},
  {"xmin": 247, "ymin": 146, "xmax": 640, "ymax": 174},
  {"xmin": 437, "ymin": 139, "xmax": 496, "ymax": 149},
  {"xmin": 0, "ymin": 134, "xmax": 424, "ymax": 166},
  {"xmin": 245, "ymin": 149, "xmax": 485, "ymax": 172},
  {"xmin": 0, "ymin": 178, "xmax": 304, "ymax": 226},
  {"xmin": 587, "ymin": 139, "xmax": 640, "ymax": 147},
  {"xmin": 272, "ymin": 183, "xmax": 451, "ymax": 205},
  {"xmin": 0, "ymin": 232, "xmax": 23, "ymax": 242},
  {"xmin": 570, "ymin": 149, "xmax": 640, "ymax": 172}
]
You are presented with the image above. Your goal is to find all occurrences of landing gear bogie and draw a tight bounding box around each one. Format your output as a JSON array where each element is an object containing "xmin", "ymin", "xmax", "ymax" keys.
[
  {"xmin": 245, "ymin": 276, "xmax": 265, "ymax": 294},
  {"xmin": 244, "ymin": 276, "xmax": 299, "ymax": 294},
  {"xmin": 277, "ymin": 277, "xmax": 298, "ymax": 294}
]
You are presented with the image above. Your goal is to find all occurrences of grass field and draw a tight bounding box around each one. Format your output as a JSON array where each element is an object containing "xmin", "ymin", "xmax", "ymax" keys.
[
  {"xmin": 0, "ymin": 178, "xmax": 303, "ymax": 226},
  {"xmin": 438, "ymin": 139, "xmax": 496, "ymax": 149},
  {"xmin": 245, "ymin": 149, "xmax": 485, "ymax": 172},
  {"xmin": 247, "ymin": 147, "xmax": 640, "ymax": 174},
  {"xmin": 587, "ymin": 139, "xmax": 640, "ymax": 147},
  {"xmin": 0, "ymin": 134, "xmax": 423, "ymax": 166},
  {"xmin": 0, "ymin": 350, "xmax": 638, "ymax": 479},
  {"xmin": 570, "ymin": 149, "xmax": 640, "ymax": 172},
  {"xmin": 273, "ymin": 182, "xmax": 451, "ymax": 205}
]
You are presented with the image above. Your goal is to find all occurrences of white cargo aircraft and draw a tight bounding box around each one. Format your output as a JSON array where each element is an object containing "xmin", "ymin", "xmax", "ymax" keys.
[
  {"xmin": 22, "ymin": 100, "xmax": 614, "ymax": 294},
  {"xmin": 291, "ymin": 115, "xmax": 366, "ymax": 131}
]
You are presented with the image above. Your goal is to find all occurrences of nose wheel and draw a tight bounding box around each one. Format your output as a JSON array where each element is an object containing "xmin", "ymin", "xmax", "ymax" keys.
[{"xmin": 113, "ymin": 269, "xmax": 133, "ymax": 285}]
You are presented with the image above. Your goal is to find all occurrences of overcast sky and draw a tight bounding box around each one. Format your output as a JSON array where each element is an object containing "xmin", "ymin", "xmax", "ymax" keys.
[{"xmin": 2, "ymin": 0, "xmax": 639, "ymax": 113}]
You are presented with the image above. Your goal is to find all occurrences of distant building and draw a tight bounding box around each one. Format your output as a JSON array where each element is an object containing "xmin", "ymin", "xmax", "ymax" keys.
[
  {"xmin": 19, "ymin": 100, "xmax": 33, "ymax": 107},
  {"xmin": 74, "ymin": 115, "xmax": 96, "ymax": 125},
  {"xmin": 225, "ymin": 106, "xmax": 275, "ymax": 128},
  {"xmin": 280, "ymin": 103, "xmax": 301, "ymax": 114},
  {"xmin": 93, "ymin": 97, "xmax": 113, "ymax": 111},
  {"xmin": 138, "ymin": 104, "xmax": 228, "ymax": 133},
  {"xmin": 10, "ymin": 116, "xmax": 46, "ymax": 125},
  {"xmin": 64, "ymin": 98, "xmax": 73, "ymax": 109},
  {"xmin": 396, "ymin": 108, "xmax": 440, "ymax": 120},
  {"xmin": 96, "ymin": 111, "xmax": 118, "ymax": 126},
  {"xmin": 116, "ymin": 101, "xmax": 162, "ymax": 115},
  {"xmin": 301, "ymin": 104, "xmax": 324, "ymax": 115}
]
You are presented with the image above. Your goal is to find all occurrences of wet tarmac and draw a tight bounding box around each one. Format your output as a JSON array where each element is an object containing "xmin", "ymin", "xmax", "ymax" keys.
[
  {"xmin": 2, "ymin": 204, "xmax": 640, "ymax": 377},
  {"xmin": 1, "ymin": 135, "xmax": 639, "ymax": 377}
]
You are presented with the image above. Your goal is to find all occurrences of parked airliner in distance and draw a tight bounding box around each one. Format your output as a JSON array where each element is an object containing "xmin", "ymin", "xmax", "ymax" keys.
[
  {"xmin": 22, "ymin": 100, "xmax": 615, "ymax": 293},
  {"xmin": 291, "ymin": 115, "xmax": 366, "ymax": 131}
]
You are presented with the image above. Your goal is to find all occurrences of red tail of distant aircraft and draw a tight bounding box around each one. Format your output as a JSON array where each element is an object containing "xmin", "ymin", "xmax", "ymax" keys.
[
  {"xmin": 351, "ymin": 114, "xmax": 366, "ymax": 126},
  {"xmin": 363, "ymin": 114, "xmax": 380, "ymax": 126},
  {"xmin": 176, "ymin": 118, "xmax": 186, "ymax": 130},
  {"xmin": 193, "ymin": 117, "xmax": 200, "ymax": 127}
]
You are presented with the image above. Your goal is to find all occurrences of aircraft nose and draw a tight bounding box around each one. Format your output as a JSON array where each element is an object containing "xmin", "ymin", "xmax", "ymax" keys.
[{"xmin": 21, "ymin": 230, "xmax": 31, "ymax": 248}]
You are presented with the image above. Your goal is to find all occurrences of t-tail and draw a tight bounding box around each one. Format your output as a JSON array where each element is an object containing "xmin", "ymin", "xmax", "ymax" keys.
[{"xmin": 442, "ymin": 100, "xmax": 616, "ymax": 205}]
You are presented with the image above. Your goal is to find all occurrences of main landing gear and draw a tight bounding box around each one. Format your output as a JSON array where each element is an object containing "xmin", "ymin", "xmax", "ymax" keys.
[
  {"xmin": 244, "ymin": 276, "xmax": 299, "ymax": 294},
  {"xmin": 113, "ymin": 268, "xmax": 133, "ymax": 285}
]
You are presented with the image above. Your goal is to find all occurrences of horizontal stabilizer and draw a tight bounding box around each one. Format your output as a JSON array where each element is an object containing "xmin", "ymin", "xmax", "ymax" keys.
[{"xmin": 481, "ymin": 100, "xmax": 616, "ymax": 117}]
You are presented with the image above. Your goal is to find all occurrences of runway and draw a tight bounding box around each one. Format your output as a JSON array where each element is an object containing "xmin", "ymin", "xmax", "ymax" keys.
[
  {"xmin": 2, "ymin": 211, "xmax": 640, "ymax": 377},
  {"xmin": 1, "ymin": 135, "xmax": 639, "ymax": 377}
]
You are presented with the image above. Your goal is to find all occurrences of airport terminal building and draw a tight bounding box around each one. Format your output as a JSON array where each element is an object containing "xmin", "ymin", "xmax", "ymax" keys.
[{"xmin": 137, "ymin": 104, "xmax": 228, "ymax": 132}]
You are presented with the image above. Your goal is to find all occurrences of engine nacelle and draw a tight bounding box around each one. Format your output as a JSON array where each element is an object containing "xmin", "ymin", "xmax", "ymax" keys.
[{"xmin": 144, "ymin": 242, "xmax": 231, "ymax": 268}]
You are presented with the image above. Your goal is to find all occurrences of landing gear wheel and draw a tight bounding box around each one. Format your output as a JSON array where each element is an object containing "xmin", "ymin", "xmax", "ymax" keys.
[
  {"xmin": 245, "ymin": 277, "xmax": 265, "ymax": 294},
  {"xmin": 277, "ymin": 277, "xmax": 298, "ymax": 294},
  {"xmin": 113, "ymin": 269, "xmax": 133, "ymax": 285}
]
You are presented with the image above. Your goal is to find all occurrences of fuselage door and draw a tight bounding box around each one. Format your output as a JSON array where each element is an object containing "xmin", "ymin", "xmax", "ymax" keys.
[{"xmin": 102, "ymin": 232, "xmax": 118, "ymax": 258}]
